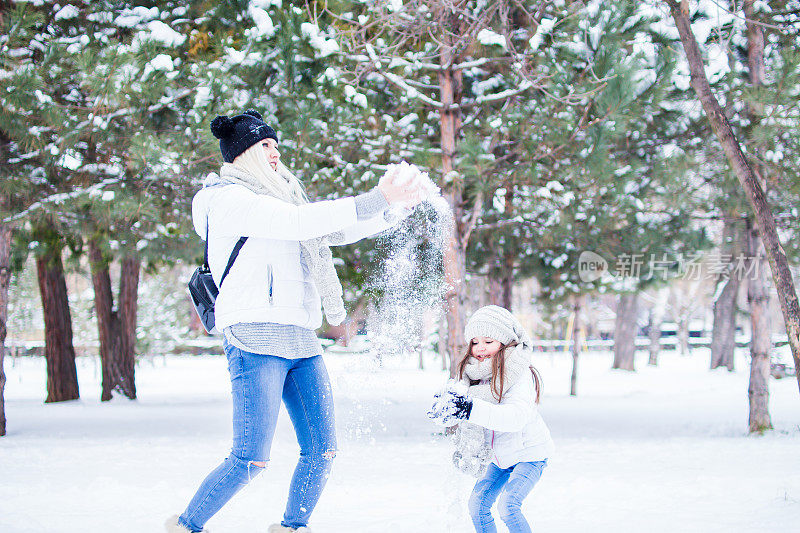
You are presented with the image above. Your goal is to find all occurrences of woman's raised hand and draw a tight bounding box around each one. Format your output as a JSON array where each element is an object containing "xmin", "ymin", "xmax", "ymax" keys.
[{"xmin": 377, "ymin": 165, "xmax": 425, "ymax": 208}]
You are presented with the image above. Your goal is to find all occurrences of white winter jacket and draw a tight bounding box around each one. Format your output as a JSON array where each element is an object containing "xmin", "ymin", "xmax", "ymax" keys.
[
  {"xmin": 467, "ymin": 369, "xmax": 555, "ymax": 469},
  {"xmin": 191, "ymin": 181, "xmax": 396, "ymax": 330}
]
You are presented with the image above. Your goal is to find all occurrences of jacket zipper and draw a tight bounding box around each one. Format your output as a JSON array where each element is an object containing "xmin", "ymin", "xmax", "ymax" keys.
[{"xmin": 267, "ymin": 265, "xmax": 274, "ymax": 304}]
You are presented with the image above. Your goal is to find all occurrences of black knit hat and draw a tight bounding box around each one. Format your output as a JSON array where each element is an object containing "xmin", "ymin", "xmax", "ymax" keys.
[{"xmin": 210, "ymin": 109, "xmax": 278, "ymax": 163}]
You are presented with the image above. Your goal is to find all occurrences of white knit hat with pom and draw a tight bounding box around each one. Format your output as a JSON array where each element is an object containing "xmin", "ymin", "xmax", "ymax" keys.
[{"xmin": 464, "ymin": 305, "xmax": 533, "ymax": 349}]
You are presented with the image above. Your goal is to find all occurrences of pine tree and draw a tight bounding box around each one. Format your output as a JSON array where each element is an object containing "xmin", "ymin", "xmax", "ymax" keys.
[
  {"xmin": 326, "ymin": 0, "xmax": 617, "ymax": 372},
  {"xmin": 665, "ymin": 0, "xmax": 800, "ymax": 399}
]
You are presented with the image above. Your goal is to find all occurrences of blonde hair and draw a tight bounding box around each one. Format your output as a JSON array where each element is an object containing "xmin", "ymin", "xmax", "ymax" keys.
[{"xmin": 231, "ymin": 142, "xmax": 309, "ymax": 204}]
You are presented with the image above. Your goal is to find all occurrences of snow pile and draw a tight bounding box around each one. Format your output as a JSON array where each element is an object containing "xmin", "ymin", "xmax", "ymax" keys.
[
  {"xmin": 2, "ymin": 349, "xmax": 799, "ymax": 532},
  {"xmin": 366, "ymin": 162, "xmax": 452, "ymax": 361}
]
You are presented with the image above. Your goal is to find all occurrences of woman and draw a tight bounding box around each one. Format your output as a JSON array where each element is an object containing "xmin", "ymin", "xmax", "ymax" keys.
[{"xmin": 166, "ymin": 109, "xmax": 424, "ymax": 533}]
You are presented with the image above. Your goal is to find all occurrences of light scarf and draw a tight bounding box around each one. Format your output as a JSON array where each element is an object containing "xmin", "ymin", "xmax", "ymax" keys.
[{"xmin": 462, "ymin": 345, "xmax": 533, "ymax": 404}]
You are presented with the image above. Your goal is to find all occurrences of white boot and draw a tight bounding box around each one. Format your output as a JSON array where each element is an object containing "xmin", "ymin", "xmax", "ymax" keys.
[
  {"xmin": 268, "ymin": 525, "xmax": 313, "ymax": 533},
  {"xmin": 165, "ymin": 515, "xmax": 210, "ymax": 533}
]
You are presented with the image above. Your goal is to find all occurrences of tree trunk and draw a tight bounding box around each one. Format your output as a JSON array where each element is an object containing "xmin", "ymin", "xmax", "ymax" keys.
[
  {"xmin": 613, "ymin": 292, "xmax": 638, "ymax": 371},
  {"xmin": 648, "ymin": 288, "xmax": 668, "ymax": 366},
  {"xmin": 500, "ymin": 183, "xmax": 514, "ymax": 310},
  {"xmin": 648, "ymin": 309, "xmax": 660, "ymax": 366},
  {"xmin": 711, "ymin": 273, "xmax": 740, "ymax": 371},
  {"xmin": 677, "ymin": 314, "xmax": 691, "ymax": 356},
  {"xmin": 118, "ymin": 255, "xmax": 139, "ymax": 399},
  {"xmin": 570, "ymin": 295, "xmax": 582, "ymax": 396},
  {"xmin": 438, "ymin": 26, "xmax": 467, "ymax": 377},
  {"xmin": 0, "ymin": 220, "xmax": 10, "ymax": 436},
  {"xmin": 89, "ymin": 239, "xmax": 138, "ymax": 402},
  {"xmin": 711, "ymin": 216, "xmax": 741, "ymax": 370},
  {"xmin": 742, "ymin": 1, "xmax": 771, "ymax": 433},
  {"xmin": 667, "ymin": 0, "xmax": 800, "ymax": 393},
  {"xmin": 36, "ymin": 247, "xmax": 80, "ymax": 403},
  {"xmin": 746, "ymin": 219, "xmax": 772, "ymax": 432},
  {"xmin": 488, "ymin": 274, "xmax": 503, "ymax": 306}
]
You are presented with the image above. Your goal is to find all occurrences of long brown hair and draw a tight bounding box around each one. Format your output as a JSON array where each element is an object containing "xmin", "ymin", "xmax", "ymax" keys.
[{"xmin": 457, "ymin": 341, "xmax": 542, "ymax": 404}]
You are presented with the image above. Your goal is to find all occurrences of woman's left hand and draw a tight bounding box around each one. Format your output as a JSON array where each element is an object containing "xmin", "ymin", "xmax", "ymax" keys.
[{"xmin": 378, "ymin": 166, "xmax": 426, "ymax": 208}]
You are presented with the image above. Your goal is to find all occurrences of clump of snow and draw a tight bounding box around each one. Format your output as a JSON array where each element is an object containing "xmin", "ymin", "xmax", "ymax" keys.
[
  {"xmin": 385, "ymin": 161, "xmax": 441, "ymax": 204},
  {"xmin": 300, "ymin": 22, "xmax": 340, "ymax": 58},
  {"xmin": 251, "ymin": 0, "xmax": 282, "ymax": 7},
  {"xmin": 321, "ymin": 67, "xmax": 339, "ymax": 86},
  {"xmin": 54, "ymin": 5, "xmax": 79, "ymax": 20},
  {"xmin": 247, "ymin": 2, "xmax": 276, "ymax": 38},
  {"xmin": 194, "ymin": 86, "xmax": 212, "ymax": 108},
  {"xmin": 115, "ymin": 6, "xmax": 160, "ymax": 28},
  {"xmin": 142, "ymin": 53, "xmax": 175, "ymax": 79},
  {"xmin": 530, "ymin": 17, "xmax": 556, "ymax": 51},
  {"xmin": 477, "ymin": 28, "xmax": 506, "ymax": 49},
  {"xmin": 343, "ymin": 84, "xmax": 368, "ymax": 108},
  {"xmin": 133, "ymin": 21, "xmax": 186, "ymax": 49}
]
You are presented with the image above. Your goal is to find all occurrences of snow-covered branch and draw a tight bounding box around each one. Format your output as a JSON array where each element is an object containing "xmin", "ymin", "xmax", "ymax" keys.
[{"xmin": 3, "ymin": 177, "xmax": 123, "ymax": 224}]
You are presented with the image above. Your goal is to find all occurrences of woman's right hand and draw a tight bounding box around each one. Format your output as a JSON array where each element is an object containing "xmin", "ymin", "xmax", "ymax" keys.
[{"xmin": 377, "ymin": 166, "xmax": 425, "ymax": 208}]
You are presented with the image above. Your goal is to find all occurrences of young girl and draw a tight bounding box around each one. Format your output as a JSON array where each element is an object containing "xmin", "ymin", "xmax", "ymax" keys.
[{"xmin": 428, "ymin": 305, "xmax": 554, "ymax": 533}]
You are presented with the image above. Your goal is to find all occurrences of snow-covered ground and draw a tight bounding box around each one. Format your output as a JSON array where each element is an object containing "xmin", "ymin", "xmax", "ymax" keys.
[{"xmin": 1, "ymin": 347, "xmax": 798, "ymax": 533}]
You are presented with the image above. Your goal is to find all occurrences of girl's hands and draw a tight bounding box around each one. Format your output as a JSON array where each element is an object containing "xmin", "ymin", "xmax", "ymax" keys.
[
  {"xmin": 427, "ymin": 390, "xmax": 473, "ymax": 426},
  {"xmin": 377, "ymin": 165, "xmax": 425, "ymax": 208}
]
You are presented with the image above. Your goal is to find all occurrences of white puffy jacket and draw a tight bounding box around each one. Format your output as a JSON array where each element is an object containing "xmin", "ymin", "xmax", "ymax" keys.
[
  {"xmin": 191, "ymin": 181, "xmax": 396, "ymax": 330},
  {"xmin": 467, "ymin": 369, "xmax": 555, "ymax": 469}
]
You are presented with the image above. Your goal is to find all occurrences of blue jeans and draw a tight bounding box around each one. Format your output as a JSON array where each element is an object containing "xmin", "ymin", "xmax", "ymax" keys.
[
  {"xmin": 179, "ymin": 344, "xmax": 337, "ymax": 532},
  {"xmin": 468, "ymin": 460, "xmax": 547, "ymax": 533}
]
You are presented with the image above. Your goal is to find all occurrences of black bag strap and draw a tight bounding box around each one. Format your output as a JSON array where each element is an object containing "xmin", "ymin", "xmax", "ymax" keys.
[
  {"xmin": 205, "ymin": 224, "xmax": 248, "ymax": 287},
  {"xmin": 220, "ymin": 237, "xmax": 248, "ymax": 286}
]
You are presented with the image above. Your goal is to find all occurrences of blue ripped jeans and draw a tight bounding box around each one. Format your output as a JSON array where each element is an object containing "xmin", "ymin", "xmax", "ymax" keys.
[
  {"xmin": 179, "ymin": 344, "xmax": 337, "ymax": 532},
  {"xmin": 468, "ymin": 460, "xmax": 547, "ymax": 533}
]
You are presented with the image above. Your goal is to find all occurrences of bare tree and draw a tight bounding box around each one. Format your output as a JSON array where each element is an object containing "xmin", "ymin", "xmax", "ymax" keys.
[
  {"xmin": 710, "ymin": 217, "xmax": 742, "ymax": 371},
  {"xmin": 665, "ymin": 0, "xmax": 800, "ymax": 393},
  {"xmin": 88, "ymin": 239, "xmax": 139, "ymax": 401},
  {"xmin": 745, "ymin": 219, "xmax": 773, "ymax": 432},
  {"xmin": 741, "ymin": 0, "xmax": 774, "ymax": 432},
  {"xmin": 613, "ymin": 292, "xmax": 639, "ymax": 371},
  {"xmin": 0, "ymin": 204, "xmax": 10, "ymax": 436},
  {"xmin": 648, "ymin": 288, "xmax": 669, "ymax": 366},
  {"xmin": 570, "ymin": 294, "xmax": 583, "ymax": 395},
  {"xmin": 36, "ymin": 236, "xmax": 79, "ymax": 403}
]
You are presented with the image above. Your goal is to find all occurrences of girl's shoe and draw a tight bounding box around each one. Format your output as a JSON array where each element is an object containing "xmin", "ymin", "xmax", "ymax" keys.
[
  {"xmin": 164, "ymin": 515, "xmax": 210, "ymax": 532},
  {"xmin": 268, "ymin": 525, "xmax": 312, "ymax": 533}
]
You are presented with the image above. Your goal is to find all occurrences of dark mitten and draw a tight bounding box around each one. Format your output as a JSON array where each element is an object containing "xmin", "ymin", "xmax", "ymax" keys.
[{"xmin": 428, "ymin": 389, "xmax": 473, "ymax": 425}]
